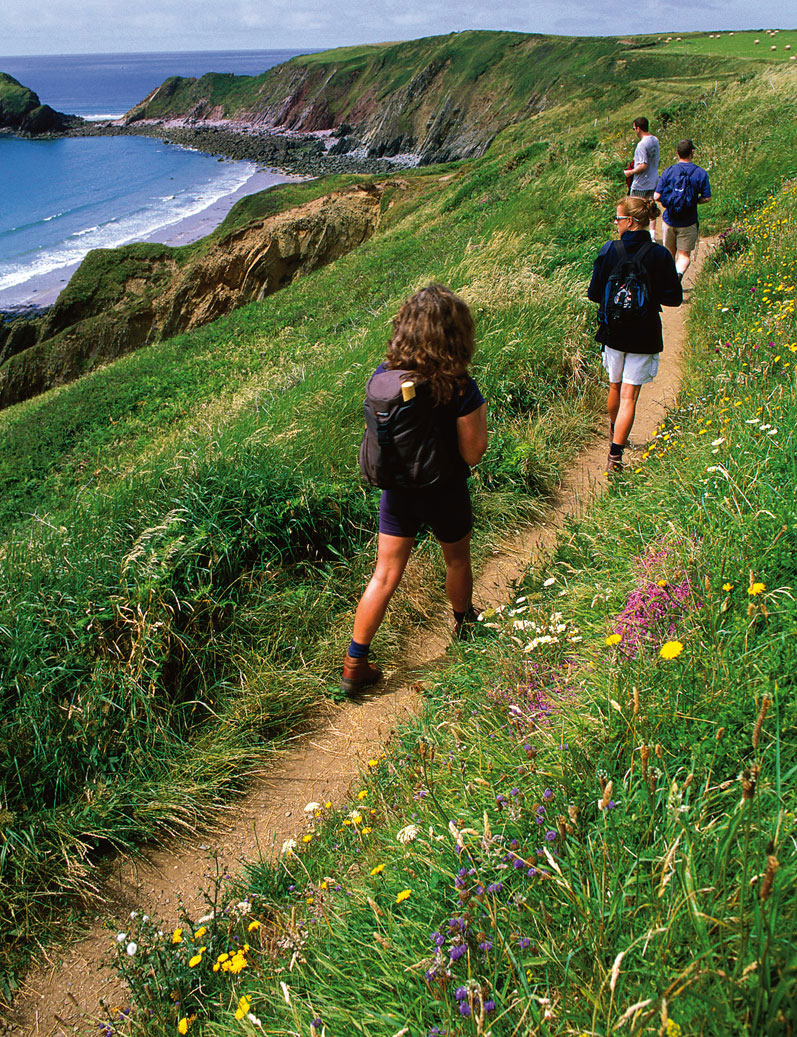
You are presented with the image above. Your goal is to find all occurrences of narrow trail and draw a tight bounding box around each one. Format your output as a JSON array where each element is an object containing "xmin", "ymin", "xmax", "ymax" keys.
[{"xmin": 4, "ymin": 245, "xmax": 710, "ymax": 1036}]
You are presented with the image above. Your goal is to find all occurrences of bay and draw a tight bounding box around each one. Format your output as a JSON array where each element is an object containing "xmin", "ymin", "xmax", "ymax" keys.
[{"xmin": 0, "ymin": 50, "xmax": 306, "ymax": 308}]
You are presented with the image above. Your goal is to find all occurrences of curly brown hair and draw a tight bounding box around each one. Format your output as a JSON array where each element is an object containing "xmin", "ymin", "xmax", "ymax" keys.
[{"xmin": 385, "ymin": 284, "xmax": 475, "ymax": 404}]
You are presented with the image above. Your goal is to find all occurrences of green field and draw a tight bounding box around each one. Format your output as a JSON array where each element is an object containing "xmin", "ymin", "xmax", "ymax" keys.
[
  {"xmin": 657, "ymin": 27, "xmax": 797, "ymax": 61},
  {"xmin": 1, "ymin": 30, "xmax": 796, "ymax": 1027}
]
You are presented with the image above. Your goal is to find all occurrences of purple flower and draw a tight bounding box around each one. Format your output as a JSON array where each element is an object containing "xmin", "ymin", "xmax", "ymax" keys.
[
  {"xmin": 432, "ymin": 931, "xmax": 445, "ymax": 947},
  {"xmin": 486, "ymin": 882, "xmax": 503, "ymax": 894},
  {"xmin": 518, "ymin": 937, "xmax": 531, "ymax": 950},
  {"xmin": 543, "ymin": 788, "xmax": 553, "ymax": 800},
  {"xmin": 484, "ymin": 1000, "xmax": 496, "ymax": 1013},
  {"xmin": 459, "ymin": 1003, "xmax": 472, "ymax": 1017},
  {"xmin": 545, "ymin": 830, "xmax": 557, "ymax": 841},
  {"xmin": 513, "ymin": 859, "xmax": 525, "ymax": 869},
  {"xmin": 479, "ymin": 940, "xmax": 493, "ymax": 952},
  {"xmin": 450, "ymin": 943, "xmax": 467, "ymax": 961},
  {"xmin": 527, "ymin": 867, "xmax": 538, "ymax": 877},
  {"xmin": 312, "ymin": 1020, "xmax": 322, "ymax": 1029},
  {"xmin": 454, "ymin": 986, "xmax": 467, "ymax": 1001}
]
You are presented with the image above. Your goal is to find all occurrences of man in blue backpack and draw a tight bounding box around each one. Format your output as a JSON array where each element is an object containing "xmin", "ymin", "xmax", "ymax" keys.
[{"xmin": 655, "ymin": 139, "xmax": 711, "ymax": 281}]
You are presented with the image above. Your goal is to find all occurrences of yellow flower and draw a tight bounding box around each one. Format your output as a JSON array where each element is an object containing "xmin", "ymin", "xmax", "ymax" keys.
[
  {"xmin": 748, "ymin": 582, "xmax": 766, "ymax": 596},
  {"xmin": 357, "ymin": 790, "xmax": 368, "ymax": 800},
  {"xmin": 235, "ymin": 995, "xmax": 252, "ymax": 1020},
  {"xmin": 605, "ymin": 634, "xmax": 622, "ymax": 646},
  {"xmin": 659, "ymin": 641, "xmax": 684, "ymax": 660},
  {"xmin": 723, "ymin": 582, "xmax": 734, "ymax": 592},
  {"xmin": 302, "ymin": 834, "xmax": 313, "ymax": 843},
  {"xmin": 396, "ymin": 889, "xmax": 412, "ymax": 903},
  {"xmin": 351, "ymin": 814, "xmax": 363, "ymax": 825},
  {"xmin": 194, "ymin": 926, "xmax": 207, "ymax": 939},
  {"xmin": 178, "ymin": 1020, "xmax": 189, "ymax": 1035},
  {"xmin": 657, "ymin": 579, "xmax": 669, "ymax": 588},
  {"xmin": 362, "ymin": 826, "xmax": 372, "ymax": 834},
  {"xmin": 248, "ymin": 920, "xmax": 260, "ymax": 932},
  {"xmin": 367, "ymin": 759, "xmax": 379, "ymax": 767},
  {"xmin": 171, "ymin": 928, "xmax": 183, "ymax": 944},
  {"xmin": 370, "ymin": 863, "xmax": 385, "ymax": 875},
  {"xmin": 188, "ymin": 953, "xmax": 203, "ymax": 967}
]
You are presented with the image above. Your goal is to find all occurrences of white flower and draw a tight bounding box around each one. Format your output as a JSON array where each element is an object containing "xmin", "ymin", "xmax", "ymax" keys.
[
  {"xmin": 767, "ymin": 428, "xmax": 778, "ymax": 435},
  {"xmin": 115, "ymin": 932, "xmax": 127, "ymax": 943},
  {"xmin": 745, "ymin": 417, "xmax": 760, "ymax": 424},
  {"xmin": 396, "ymin": 824, "xmax": 420, "ymax": 844},
  {"xmin": 281, "ymin": 838, "xmax": 298, "ymax": 855},
  {"xmin": 543, "ymin": 577, "xmax": 556, "ymax": 587},
  {"xmin": 126, "ymin": 941, "xmax": 137, "ymax": 956},
  {"xmin": 304, "ymin": 801, "xmax": 322, "ymax": 813},
  {"xmin": 712, "ymin": 437, "xmax": 725, "ymax": 446}
]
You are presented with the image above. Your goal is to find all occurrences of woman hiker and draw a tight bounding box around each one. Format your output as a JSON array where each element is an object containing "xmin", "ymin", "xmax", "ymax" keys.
[
  {"xmin": 588, "ymin": 195, "xmax": 682, "ymax": 473},
  {"xmin": 341, "ymin": 284, "xmax": 488, "ymax": 695}
]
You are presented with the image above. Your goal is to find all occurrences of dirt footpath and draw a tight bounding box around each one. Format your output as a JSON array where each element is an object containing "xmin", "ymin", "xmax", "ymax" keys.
[{"xmin": 3, "ymin": 247, "xmax": 708, "ymax": 1037}]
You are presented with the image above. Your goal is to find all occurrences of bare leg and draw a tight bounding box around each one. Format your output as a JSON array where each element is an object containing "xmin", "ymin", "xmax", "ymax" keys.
[
  {"xmin": 676, "ymin": 249, "xmax": 691, "ymax": 276},
  {"xmin": 613, "ymin": 382, "xmax": 642, "ymax": 447},
  {"xmin": 440, "ymin": 532, "xmax": 474, "ymax": 613},
  {"xmin": 352, "ymin": 533, "xmax": 414, "ymax": 644},
  {"xmin": 607, "ymin": 381, "xmax": 622, "ymax": 430}
]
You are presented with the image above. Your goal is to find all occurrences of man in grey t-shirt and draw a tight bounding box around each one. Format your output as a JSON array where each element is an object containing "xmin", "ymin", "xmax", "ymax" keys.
[{"xmin": 625, "ymin": 116, "xmax": 660, "ymax": 240}]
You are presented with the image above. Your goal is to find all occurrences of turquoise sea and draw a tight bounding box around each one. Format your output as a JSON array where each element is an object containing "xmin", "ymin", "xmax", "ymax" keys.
[{"xmin": 0, "ymin": 50, "xmax": 304, "ymax": 307}]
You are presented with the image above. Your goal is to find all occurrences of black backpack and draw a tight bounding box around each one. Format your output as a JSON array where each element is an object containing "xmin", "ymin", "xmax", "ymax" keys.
[
  {"xmin": 603, "ymin": 239, "xmax": 654, "ymax": 329},
  {"xmin": 359, "ymin": 368, "xmax": 453, "ymax": 489},
  {"xmin": 658, "ymin": 165, "xmax": 698, "ymax": 218}
]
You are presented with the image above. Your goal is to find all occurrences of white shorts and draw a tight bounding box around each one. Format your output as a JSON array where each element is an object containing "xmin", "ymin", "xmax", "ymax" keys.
[{"xmin": 602, "ymin": 347, "xmax": 659, "ymax": 386}]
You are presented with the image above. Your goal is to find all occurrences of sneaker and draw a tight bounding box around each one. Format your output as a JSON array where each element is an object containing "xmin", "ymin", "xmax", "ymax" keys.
[
  {"xmin": 340, "ymin": 653, "xmax": 383, "ymax": 695},
  {"xmin": 453, "ymin": 605, "xmax": 481, "ymax": 641}
]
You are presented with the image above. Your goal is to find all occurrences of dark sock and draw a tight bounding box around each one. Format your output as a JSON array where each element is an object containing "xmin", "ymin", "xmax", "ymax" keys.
[
  {"xmin": 348, "ymin": 639, "xmax": 370, "ymax": 659},
  {"xmin": 610, "ymin": 421, "xmax": 615, "ymax": 434},
  {"xmin": 453, "ymin": 608, "xmax": 469, "ymax": 624},
  {"xmin": 609, "ymin": 442, "xmax": 624, "ymax": 457}
]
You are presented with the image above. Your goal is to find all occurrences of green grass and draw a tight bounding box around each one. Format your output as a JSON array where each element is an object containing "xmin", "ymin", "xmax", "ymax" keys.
[
  {"xmin": 1, "ymin": 37, "xmax": 797, "ymax": 1007},
  {"xmin": 658, "ymin": 28, "xmax": 797, "ymax": 62},
  {"xmin": 110, "ymin": 173, "xmax": 797, "ymax": 1037}
]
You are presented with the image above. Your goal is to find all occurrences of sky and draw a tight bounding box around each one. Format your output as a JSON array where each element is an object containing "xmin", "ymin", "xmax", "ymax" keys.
[{"xmin": 1, "ymin": 0, "xmax": 794, "ymax": 56}]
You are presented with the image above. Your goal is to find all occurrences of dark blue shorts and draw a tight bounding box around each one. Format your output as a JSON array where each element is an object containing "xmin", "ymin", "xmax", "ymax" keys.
[{"xmin": 378, "ymin": 480, "xmax": 473, "ymax": 543}]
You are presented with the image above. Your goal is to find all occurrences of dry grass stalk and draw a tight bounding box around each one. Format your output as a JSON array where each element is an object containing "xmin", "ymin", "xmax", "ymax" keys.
[{"xmin": 752, "ymin": 695, "xmax": 772, "ymax": 750}]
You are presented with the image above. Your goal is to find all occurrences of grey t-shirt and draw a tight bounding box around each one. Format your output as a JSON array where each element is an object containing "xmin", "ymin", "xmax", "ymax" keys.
[{"xmin": 631, "ymin": 134, "xmax": 660, "ymax": 191}]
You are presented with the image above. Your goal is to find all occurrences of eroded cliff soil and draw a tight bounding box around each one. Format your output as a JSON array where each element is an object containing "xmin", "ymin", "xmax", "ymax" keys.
[{"xmin": 0, "ymin": 182, "xmax": 385, "ymax": 408}]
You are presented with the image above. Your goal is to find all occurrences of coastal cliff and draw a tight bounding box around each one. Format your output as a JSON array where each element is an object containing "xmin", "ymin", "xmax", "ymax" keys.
[
  {"xmin": 0, "ymin": 72, "xmax": 82, "ymax": 134},
  {"xmin": 0, "ymin": 182, "xmax": 385, "ymax": 408},
  {"xmin": 120, "ymin": 31, "xmax": 635, "ymax": 164}
]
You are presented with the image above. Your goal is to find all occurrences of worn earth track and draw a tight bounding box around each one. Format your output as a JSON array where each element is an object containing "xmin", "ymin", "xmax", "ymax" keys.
[{"xmin": 4, "ymin": 246, "xmax": 710, "ymax": 1036}]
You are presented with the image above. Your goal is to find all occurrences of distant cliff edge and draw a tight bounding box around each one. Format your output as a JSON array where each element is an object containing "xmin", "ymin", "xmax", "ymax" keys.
[
  {"xmin": 0, "ymin": 72, "xmax": 84, "ymax": 135},
  {"xmin": 119, "ymin": 31, "xmax": 622, "ymax": 165}
]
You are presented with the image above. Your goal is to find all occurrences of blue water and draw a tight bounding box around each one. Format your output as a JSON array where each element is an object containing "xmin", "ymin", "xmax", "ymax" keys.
[{"xmin": 0, "ymin": 51, "xmax": 304, "ymax": 305}]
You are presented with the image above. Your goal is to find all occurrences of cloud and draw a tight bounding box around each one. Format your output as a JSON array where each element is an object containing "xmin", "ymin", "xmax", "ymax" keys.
[{"xmin": 0, "ymin": 0, "xmax": 792, "ymax": 55}]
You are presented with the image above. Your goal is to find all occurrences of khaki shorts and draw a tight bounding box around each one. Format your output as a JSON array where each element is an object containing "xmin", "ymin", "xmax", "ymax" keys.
[
  {"xmin": 664, "ymin": 222, "xmax": 699, "ymax": 252},
  {"xmin": 602, "ymin": 347, "xmax": 659, "ymax": 386}
]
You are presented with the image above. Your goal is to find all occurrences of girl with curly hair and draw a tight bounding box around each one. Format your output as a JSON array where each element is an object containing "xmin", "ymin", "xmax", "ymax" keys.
[{"xmin": 341, "ymin": 285, "xmax": 488, "ymax": 694}]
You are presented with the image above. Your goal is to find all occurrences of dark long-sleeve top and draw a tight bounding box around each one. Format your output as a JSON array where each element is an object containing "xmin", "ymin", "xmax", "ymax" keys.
[{"xmin": 587, "ymin": 230, "xmax": 683, "ymax": 354}]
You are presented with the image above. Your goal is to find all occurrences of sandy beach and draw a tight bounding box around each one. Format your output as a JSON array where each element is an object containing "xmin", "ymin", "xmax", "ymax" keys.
[{"xmin": 0, "ymin": 166, "xmax": 303, "ymax": 312}]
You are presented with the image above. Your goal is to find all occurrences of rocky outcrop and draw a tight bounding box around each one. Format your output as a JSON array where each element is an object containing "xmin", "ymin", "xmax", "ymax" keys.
[
  {"xmin": 0, "ymin": 72, "xmax": 83, "ymax": 134},
  {"xmin": 0, "ymin": 182, "xmax": 386, "ymax": 408}
]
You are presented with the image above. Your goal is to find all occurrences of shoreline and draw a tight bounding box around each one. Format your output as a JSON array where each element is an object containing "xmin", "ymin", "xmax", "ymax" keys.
[{"xmin": 0, "ymin": 165, "xmax": 304, "ymax": 313}]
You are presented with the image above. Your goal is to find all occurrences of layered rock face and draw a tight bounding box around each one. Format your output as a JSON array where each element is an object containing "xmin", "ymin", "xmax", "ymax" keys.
[
  {"xmin": 0, "ymin": 72, "xmax": 82, "ymax": 134},
  {"xmin": 0, "ymin": 182, "xmax": 384, "ymax": 408}
]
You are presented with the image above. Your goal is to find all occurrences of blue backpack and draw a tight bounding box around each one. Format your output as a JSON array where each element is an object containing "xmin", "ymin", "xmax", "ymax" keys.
[
  {"xmin": 603, "ymin": 240, "xmax": 654, "ymax": 329},
  {"xmin": 659, "ymin": 165, "xmax": 698, "ymax": 218}
]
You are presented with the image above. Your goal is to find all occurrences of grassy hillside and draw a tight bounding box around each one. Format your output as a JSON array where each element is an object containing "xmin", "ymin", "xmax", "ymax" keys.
[
  {"xmin": 1, "ymin": 31, "xmax": 796, "ymax": 1004},
  {"xmin": 115, "ymin": 175, "xmax": 797, "ymax": 1035}
]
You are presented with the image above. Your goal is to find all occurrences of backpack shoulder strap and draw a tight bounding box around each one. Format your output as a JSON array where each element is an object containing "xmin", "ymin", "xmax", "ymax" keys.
[{"xmin": 631, "ymin": 240, "xmax": 654, "ymax": 268}]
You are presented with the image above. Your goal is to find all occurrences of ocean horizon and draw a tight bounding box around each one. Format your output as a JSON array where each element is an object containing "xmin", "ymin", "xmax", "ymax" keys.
[{"xmin": 0, "ymin": 50, "xmax": 305, "ymax": 309}]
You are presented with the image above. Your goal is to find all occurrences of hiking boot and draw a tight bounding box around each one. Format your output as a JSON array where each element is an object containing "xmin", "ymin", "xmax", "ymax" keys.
[
  {"xmin": 453, "ymin": 605, "xmax": 482, "ymax": 641},
  {"xmin": 606, "ymin": 451, "xmax": 624, "ymax": 474},
  {"xmin": 340, "ymin": 653, "xmax": 383, "ymax": 695}
]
